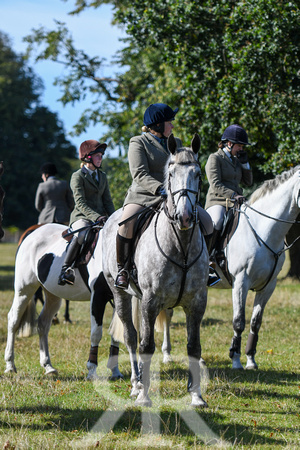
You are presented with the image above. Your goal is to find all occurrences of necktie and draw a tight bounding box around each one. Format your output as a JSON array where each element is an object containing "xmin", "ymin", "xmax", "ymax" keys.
[{"xmin": 92, "ymin": 172, "xmax": 98, "ymax": 184}]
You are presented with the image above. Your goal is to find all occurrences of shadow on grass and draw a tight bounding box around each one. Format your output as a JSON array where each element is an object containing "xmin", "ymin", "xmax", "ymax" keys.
[{"xmin": 0, "ymin": 403, "xmax": 291, "ymax": 446}]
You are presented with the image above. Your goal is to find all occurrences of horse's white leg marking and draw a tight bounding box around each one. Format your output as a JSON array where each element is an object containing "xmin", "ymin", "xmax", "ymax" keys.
[
  {"xmin": 5, "ymin": 285, "xmax": 38, "ymax": 373},
  {"xmin": 38, "ymin": 291, "xmax": 61, "ymax": 374},
  {"xmin": 245, "ymin": 281, "xmax": 277, "ymax": 370},
  {"xmin": 161, "ymin": 309, "xmax": 173, "ymax": 363}
]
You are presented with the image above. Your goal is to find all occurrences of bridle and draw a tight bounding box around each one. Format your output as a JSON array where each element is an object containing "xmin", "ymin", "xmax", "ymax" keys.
[
  {"xmin": 235, "ymin": 200, "xmax": 300, "ymax": 291},
  {"xmin": 154, "ymin": 160, "xmax": 205, "ymax": 307},
  {"xmin": 163, "ymin": 160, "xmax": 202, "ymax": 224}
]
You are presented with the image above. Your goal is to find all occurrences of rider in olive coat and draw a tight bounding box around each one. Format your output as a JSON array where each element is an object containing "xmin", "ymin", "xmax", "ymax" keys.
[
  {"xmin": 58, "ymin": 140, "xmax": 115, "ymax": 286},
  {"xmin": 114, "ymin": 103, "xmax": 213, "ymax": 289},
  {"xmin": 205, "ymin": 124, "xmax": 253, "ymax": 254}
]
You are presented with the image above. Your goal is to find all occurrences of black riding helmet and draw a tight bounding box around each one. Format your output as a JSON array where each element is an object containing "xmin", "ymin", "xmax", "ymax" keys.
[
  {"xmin": 221, "ymin": 124, "xmax": 251, "ymax": 145},
  {"xmin": 143, "ymin": 103, "xmax": 179, "ymax": 136}
]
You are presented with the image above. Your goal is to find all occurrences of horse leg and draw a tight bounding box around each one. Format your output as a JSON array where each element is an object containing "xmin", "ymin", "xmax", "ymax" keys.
[
  {"xmin": 63, "ymin": 299, "xmax": 72, "ymax": 323},
  {"xmin": 113, "ymin": 292, "xmax": 140, "ymax": 398},
  {"xmin": 135, "ymin": 303, "xmax": 158, "ymax": 407},
  {"xmin": 161, "ymin": 308, "xmax": 173, "ymax": 363},
  {"xmin": 230, "ymin": 279, "xmax": 249, "ymax": 370},
  {"xmin": 38, "ymin": 291, "xmax": 61, "ymax": 374},
  {"xmin": 185, "ymin": 304, "xmax": 208, "ymax": 408},
  {"xmin": 245, "ymin": 282, "xmax": 276, "ymax": 370},
  {"xmin": 5, "ymin": 288, "xmax": 37, "ymax": 373},
  {"xmin": 107, "ymin": 337, "xmax": 124, "ymax": 381}
]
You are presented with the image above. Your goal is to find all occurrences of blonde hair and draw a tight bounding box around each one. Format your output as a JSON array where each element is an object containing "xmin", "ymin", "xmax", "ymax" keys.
[{"xmin": 142, "ymin": 125, "xmax": 150, "ymax": 133}]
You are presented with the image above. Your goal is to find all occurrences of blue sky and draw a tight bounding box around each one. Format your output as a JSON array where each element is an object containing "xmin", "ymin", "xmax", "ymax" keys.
[{"xmin": 1, "ymin": 0, "xmax": 125, "ymax": 155}]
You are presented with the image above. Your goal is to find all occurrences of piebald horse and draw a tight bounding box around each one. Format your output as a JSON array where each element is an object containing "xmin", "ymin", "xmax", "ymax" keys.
[
  {"xmin": 104, "ymin": 134, "xmax": 209, "ymax": 407},
  {"xmin": 5, "ymin": 222, "xmax": 122, "ymax": 380}
]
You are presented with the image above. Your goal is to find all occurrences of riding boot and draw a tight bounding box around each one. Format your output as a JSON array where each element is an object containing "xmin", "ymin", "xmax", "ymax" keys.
[
  {"xmin": 58, "ymin": 236, "xmax": 81, "ymax": 286},
  {"xmin": 204, "ymin": 229, "xmax": 221, "ymax": 286},
  {"xmin": 114, "ymin": 233, "xmax": 133, "ymax": 290}
]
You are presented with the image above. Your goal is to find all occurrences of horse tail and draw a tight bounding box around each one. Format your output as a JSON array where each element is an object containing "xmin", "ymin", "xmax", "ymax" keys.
[
  {"xmin": 17, "ymin": 297, "xmax": 37, "ymax": 338},
  {"xmin": 109, "ymin": 296, "xmax": 140, "ymax": 344},
  {"xmin": 109, "ymin": 309, "xmax": 125, "ymax": 344},
  {"xmin": 155, "ymin": 309, "xmax": 167, "ymax": 333}
]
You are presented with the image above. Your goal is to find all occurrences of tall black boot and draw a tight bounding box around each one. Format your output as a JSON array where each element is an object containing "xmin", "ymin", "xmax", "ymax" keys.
[
  {"xmin": 204, "ymin": 228, "xmax": 220, "ymax": 257},
  {"xmin": 58, "ymin": 236, "xmax": 81, "ymax": 286},
  {"xmin": 114, "ymin": 233, "xmax": 133, "ymax": 289},
  {"xmin": 204, "ymin": 229, "xmax": 221, "ymax": 287}
]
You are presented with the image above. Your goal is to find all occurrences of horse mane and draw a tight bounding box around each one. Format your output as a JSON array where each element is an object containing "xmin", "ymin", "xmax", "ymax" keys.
[{"xmin": 249, "ymin": 165, "xmax": 300, "ymax": 204}]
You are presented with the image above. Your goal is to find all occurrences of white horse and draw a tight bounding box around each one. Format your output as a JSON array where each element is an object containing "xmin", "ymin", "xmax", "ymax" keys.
[
  {"xmin": 4, "ymin": 223, "xmax": 123, "ymax": 380},
  {"xmin": 103, "ymin": 134, "xmax": 209, "ymax": 407},
  {"xmin": 158, "ymin": 166, "xmax": 300, "ymax": 370}
]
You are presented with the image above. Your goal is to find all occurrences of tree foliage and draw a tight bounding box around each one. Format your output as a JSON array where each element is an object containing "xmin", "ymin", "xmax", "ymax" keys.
[
  {"xmin": 24, "ymin": 0, "xmax": 299, "ymax": 179},
  {"xmin": 0, "ymin": 32, "xmax": 77, "ymax": 229}
]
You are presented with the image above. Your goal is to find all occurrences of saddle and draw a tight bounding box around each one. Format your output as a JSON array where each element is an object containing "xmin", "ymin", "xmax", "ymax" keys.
[
  {"xmin": 214, "ymin": 207, "xmax": 240, "ymax": 285},
  {"xmin": 127, "ymin": 206, "xmax": 160, "ymax": 288}
]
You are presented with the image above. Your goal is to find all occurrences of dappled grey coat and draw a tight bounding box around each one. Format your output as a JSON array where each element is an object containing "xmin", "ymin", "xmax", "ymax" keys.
[
  {"xmin": 205, "ymin": 148, "xmax": 253, "ymax": 209},
  {"xmin": 124, "ymin": 132, "xmax": 182, "ymax": 207}
]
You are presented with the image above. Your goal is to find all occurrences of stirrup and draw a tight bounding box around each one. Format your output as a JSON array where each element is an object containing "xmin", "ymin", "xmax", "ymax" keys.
[
  {"xmin": 114, "ymin": 269, "xmax": 129, "ymax": 290},
  {"xmin": 207, "ymin": 267, "xmax": 221, "ymax": 287},
  {"xmin": 58, "ymin": 267, "xmax": 75, "ymax": 286}
]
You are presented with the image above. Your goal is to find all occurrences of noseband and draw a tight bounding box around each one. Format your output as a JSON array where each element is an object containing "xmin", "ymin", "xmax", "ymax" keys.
[{"xmin": 164, "ymin": 161, "xmax": 201, "ymax": 224}]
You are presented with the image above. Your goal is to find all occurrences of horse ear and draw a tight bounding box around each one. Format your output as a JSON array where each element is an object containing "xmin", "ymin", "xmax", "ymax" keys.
[
  {"xmin": 167, "ymin": 133, "xmax": 177, "ymax": 154},
  {"xmin": 191, "ymin": 134, "xmax": 201, "ymax": 154}
]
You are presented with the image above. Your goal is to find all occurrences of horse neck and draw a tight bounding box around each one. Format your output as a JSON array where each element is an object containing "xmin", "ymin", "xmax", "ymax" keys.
[{"xmin": 249, "ymin": 178, "xmax": 299, "ymax": 242}]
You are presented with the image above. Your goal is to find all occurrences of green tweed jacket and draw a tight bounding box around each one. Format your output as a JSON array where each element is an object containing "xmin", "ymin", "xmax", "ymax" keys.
[
  {"xmin": 205, "ymin": 148, "xmax": 253, "ymax": 209},
  {"xmin": 69, "ymin": 166, "xmax": 115, "ymax": 225},
  {"xmin": 124, "ymin": 132, "xmax": 182, "ymax": 207}
]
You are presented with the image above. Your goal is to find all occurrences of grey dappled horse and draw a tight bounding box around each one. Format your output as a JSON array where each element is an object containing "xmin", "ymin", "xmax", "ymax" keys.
[
  {"xmin": 4, "ymin": 223, "xmax": 122, "ymax": 380},
  {"xmin": 104, "ymin": 134, "xmax": 209, "ymax": 407},
  {"xmin": 159, "ymin": 166, "xmax": 300, "ymax": 370}
]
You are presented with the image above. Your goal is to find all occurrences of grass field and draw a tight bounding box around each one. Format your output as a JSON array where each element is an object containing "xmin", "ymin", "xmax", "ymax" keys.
[{"xmin": 0, "ymin": 242, "xmax": 299, "ymax": 449}]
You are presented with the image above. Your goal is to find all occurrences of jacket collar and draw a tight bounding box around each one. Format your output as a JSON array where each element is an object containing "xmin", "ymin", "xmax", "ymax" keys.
[{"xmin": 144, "ymin": 132, "xmax": 169, "ymax": 155}]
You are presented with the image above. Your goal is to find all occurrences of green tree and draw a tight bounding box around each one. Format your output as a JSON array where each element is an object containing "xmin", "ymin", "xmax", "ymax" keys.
[
  {"xmin": 24, "ymin": 0, "xmax": 299, "ymax": 176},
  {"xmin": 0, "ymin": 32, "xmax": 77, "ymax": 229}
]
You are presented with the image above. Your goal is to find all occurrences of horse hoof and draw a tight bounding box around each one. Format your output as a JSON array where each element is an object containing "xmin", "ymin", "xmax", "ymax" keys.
[
  {"xmin": 45, "ymin": 365, "xmax": 58, "ymax": 375},
  {"xmin": 4, "ymin": 365, "xmax": 17, "ymax": 374},
  {"xmin": 245, "ymin": 361, "xmax": 258, "ymax": 370},
  {"xmin": 199, "ymin": 357, "xmax": 207, "ymax": 367},
  {"xmin": 231, "ymin": 353, "xmax": 244, "ymax": 370},
  {"xmin": 130, "ymin": 382, "xmax": 143, "ymax": 398},
  {"xmin": 109, "ymin": 369, "xmax": 124, "ymax": 381},
  {"xmin": 63, "ymin": 318, "xmax": 72, "ymax": 324},
  {"xmin": 162, "ymin": 354, "xmax": 172, "ymax": 364},
  {"xmin": 190, "ymin": 391, "xmax": 208, "ymax": 408},
  {"xmin": 87, "ymin": 372, "xmax": 99, "ymax": 381},
  {"xmin": 135, "ymin": 394, "xmax": 152, "ymax": 407}
]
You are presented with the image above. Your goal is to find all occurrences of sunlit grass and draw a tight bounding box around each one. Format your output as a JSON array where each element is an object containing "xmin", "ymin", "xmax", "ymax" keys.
[{"xmin": 0, "ymin": 243, "xmax": 299, "ymax": 448}]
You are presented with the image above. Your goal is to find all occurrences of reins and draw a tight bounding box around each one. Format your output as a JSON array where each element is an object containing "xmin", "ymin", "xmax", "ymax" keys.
[
  {"xmin": 237, "ymin": 202, "xmax": 299, "ymax": 291},
  {"xmin": 154, "ymin": 159, "xmax": 204, "ymax": 308},
  {"xmin": 154, "ymin": 209, "xmax": 204, "ymax": 308}
]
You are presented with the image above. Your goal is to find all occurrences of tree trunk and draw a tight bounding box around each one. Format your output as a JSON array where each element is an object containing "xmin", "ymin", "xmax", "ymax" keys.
[{"xmin": 286, "ymin": 213, "xmax": 300, "ymax": 279}]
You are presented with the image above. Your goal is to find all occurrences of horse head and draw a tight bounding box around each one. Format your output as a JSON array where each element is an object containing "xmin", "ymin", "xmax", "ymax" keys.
[{"xmin": 166, "ymin": 134, "xmax": 201, "ymax": 230}]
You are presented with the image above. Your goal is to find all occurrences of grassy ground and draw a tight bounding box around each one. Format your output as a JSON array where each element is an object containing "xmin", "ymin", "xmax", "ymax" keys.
[{"xmin": 0, "ymin": 243, "xmax": 299, "ymax": 449}]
